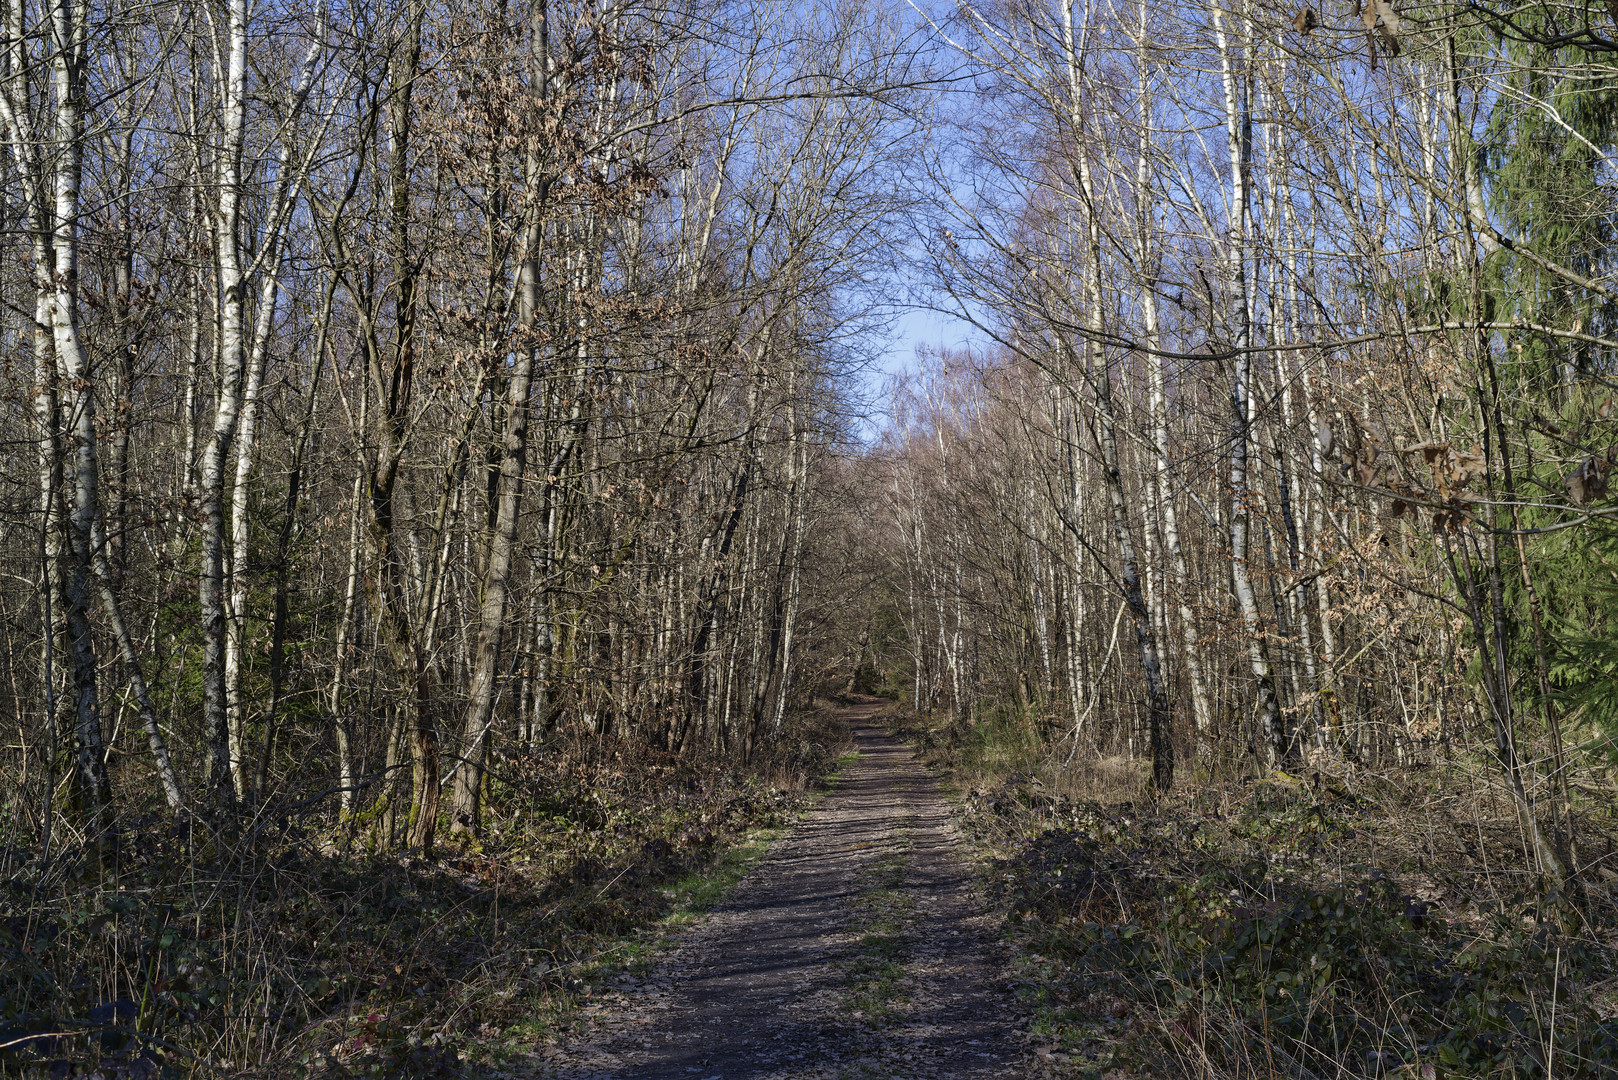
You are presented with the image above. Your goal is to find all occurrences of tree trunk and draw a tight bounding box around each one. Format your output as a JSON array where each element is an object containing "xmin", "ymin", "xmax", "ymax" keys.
[
  {"xmin": 450, "ymin": 246, "xmax": 540, "ymax": 835},
  {"xmin": 197, "ymin": 0, "xmax": 251, "ymax": 806},
  {"xmin": 1061, "ymin": 0, "xmax": 1172, "ymax": 790},
  {"xmin": 1213, "ymin": 0, "xmax": 1285, "ymax": 765}
]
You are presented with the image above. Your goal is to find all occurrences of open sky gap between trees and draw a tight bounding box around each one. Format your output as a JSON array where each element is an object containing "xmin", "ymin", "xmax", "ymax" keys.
[{"xmin": 2, "ymin": 0, "xmax": 1618, "ymax": 1074}]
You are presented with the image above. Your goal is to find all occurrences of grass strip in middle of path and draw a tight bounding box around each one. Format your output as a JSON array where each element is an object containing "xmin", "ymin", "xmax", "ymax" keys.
[{"xmin": 838, "ymin": 822, "xmax": 917, "ymax": 1026}]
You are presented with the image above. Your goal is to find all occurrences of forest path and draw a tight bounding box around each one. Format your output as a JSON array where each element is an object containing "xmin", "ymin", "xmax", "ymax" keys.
[{"xmin": 537, "ymin": 700, "xmax": 1026, "ymax": 1079}]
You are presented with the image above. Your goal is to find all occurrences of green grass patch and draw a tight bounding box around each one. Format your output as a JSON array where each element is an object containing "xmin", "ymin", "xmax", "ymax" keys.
[
  {"xmin": 654, "ymin": 820, "xmax": 796, "ymax": 939},
  {"xmin": 838, "ymin": 841, "xmax": 916, "ymax": 1025},
  {"xmin": 817, "ymin": 750, "xmax": 863, "ymax": 794}
]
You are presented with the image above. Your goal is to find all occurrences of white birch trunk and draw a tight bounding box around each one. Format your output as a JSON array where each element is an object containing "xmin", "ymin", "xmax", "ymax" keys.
[
  {"xmin": 1213, "ymin": 0, "xmax": 1284, "ymax": 764},
  {"xmin": 196, "ymin": 0, "xmax": 250, "ymax": 802}
]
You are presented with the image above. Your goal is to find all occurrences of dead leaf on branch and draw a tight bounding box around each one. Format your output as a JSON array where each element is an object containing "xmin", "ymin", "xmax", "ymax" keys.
[
  {"xmin": 1412, "ymin": 441, "xmax": 1448, "ymax": 466},
  {"xmin": 1384, "ymin": 478, "xmax": 1420, "ymax": 520},
  {"xmin": 1405, "ymin": 442, "xmax": 1487, "ymax": 494},
  {"xmin": 1372, "ymin": 0, "xmax": 1401, "ymax": 40},
  {"xmin": 1566, "ymin": 472, "xmax": 1587, "ymax": 505},
  {"xmin": 1360, "ymin": 0, "xmax": 1401, "ymax": 64},
  {"xmin": 1315, "ymin": 415, "xmax": 1335, "ymax": 458},
  {"xmin": 1448, "ymin": 450, "xmax": 1486, "ymax": 487},
  {"xmin": 1432, "ymin": 506, "xmax": 1466, "ymax": 534},
  {"xmin": 1346, "ymin": 414, "xmax": 1385, "ymax": 455},
  {"xmin": 1565, "ymin": 456, "xmax": 1610, "ymax": 504},
  {"xmin": 1293, "ymin": 6, "xmax": 1318, "ymax": 33},
  {"xmin": 1355, "ymin": 442, "xmax": 1380, "ymax": 474}
]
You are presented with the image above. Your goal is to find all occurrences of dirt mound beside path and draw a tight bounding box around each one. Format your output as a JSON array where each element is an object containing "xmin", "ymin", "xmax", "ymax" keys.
[{"xmin": 539, "ymin": 701, "xmax": 1027, "ymax": 1079}]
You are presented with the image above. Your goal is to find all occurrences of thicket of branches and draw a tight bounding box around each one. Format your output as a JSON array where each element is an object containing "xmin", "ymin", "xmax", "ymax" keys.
[
  {"xmin": 0, "ymin": 0, "xmax": 914, "ymax": 860},
  {"xmin": 862, "ymin": 0, "xmax": 1618, "ymax": 892}
]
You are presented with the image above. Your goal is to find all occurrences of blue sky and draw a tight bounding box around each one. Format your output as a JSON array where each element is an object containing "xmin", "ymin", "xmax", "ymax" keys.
[{"xmin": 852, "ymin": 303, "xmax": 984, "ymax": 442}]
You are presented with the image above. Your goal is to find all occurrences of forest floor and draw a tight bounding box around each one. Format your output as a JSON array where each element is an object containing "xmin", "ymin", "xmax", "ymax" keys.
[
  {"xmin": 884, "ymin": 705, "xmax": 1618, "ymax": 1080},
  {"xmin": 533, "ymin": 700, "xmax": 1029, "ymax": 1079},
  {"xmin": 12, "ymin": 700, "xmax": 1614, "ymax": 1079},
  {"xmin": 2, "ymin": 706, "xmax": 852, "ymax": 1080}
]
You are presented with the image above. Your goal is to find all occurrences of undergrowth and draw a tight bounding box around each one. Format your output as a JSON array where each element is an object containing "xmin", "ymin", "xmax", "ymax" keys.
[
  {"xmin": 0, "ymin": 706, "xmax": 850, "ymax": 1079},
  {"xmin": 887, "ymin": 703, "xmax": 1618, "ymax": 1079}
]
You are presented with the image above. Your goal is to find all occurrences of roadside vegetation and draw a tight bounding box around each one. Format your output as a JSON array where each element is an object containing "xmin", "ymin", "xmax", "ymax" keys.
[
  {"xmin": 887, "ymin": 704, "xmax": 1618, "ymax": 1079},
  {"xmin": 0, "ymin": 709, "xmax": 850, "ymax": 1079},
  {"xmin": 849, "ymin": 17, "xmax": 1618, "ymax": 1080}
]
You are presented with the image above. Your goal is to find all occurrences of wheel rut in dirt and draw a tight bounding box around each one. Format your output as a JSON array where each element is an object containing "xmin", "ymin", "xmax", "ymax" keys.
[{"xmin": 539, "ymin": 701, "xmax": 1025, "ymax": 1079}]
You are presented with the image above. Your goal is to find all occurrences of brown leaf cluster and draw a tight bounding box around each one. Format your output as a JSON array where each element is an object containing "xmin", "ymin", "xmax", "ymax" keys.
[
  {"xmin": 1408, "ymin": 442, "xmax": 1487, "ymax": 497},
  {"xmin": 1354, "ymin": 0, "xmax": 1401, "ymax": 67},
  {"xmin": 1563, "ymin": 449, "xmax": 1618, "ymax": 505}
]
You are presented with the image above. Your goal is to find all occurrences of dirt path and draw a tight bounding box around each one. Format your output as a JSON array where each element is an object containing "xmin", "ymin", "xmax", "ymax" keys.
[{"xmin": 538, "ymin": 702, "xmax": 1026, "ymax": 1079}]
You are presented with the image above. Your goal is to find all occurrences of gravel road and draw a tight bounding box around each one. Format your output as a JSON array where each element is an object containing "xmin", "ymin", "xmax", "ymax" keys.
[{"xmin": 538, "ymin": 702, "xmax": 1027, "ymax": 1079}]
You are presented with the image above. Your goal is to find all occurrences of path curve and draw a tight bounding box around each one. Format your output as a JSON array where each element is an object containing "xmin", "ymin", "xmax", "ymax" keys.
[{"xmin": 539, "ymin": 702, "xmax": 1026, "ymax": 1079}]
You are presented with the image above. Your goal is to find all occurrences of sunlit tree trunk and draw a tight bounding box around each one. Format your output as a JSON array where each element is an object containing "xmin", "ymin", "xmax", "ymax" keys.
[
  {"xmin": 1060, "ymin": 0, "xmax": 1172, "ymax": 790},
  {"xmin": 450, "ymin": 79, "xmax": 547, "ymax": 828},
  {"xmin": 196, "ymin": 0, "xmax": 252, "ymax": 805},
  {"xmin": 1213, "ymin": 0, "xmax": 1284, "ymax": 765},
  {"xmin": 45, "ymin": 0, "xmax": 112, "ymax": 822},
  {"xmin": 1128, "ymin": 3, "xmax": 1212, "ymax": 760}
]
